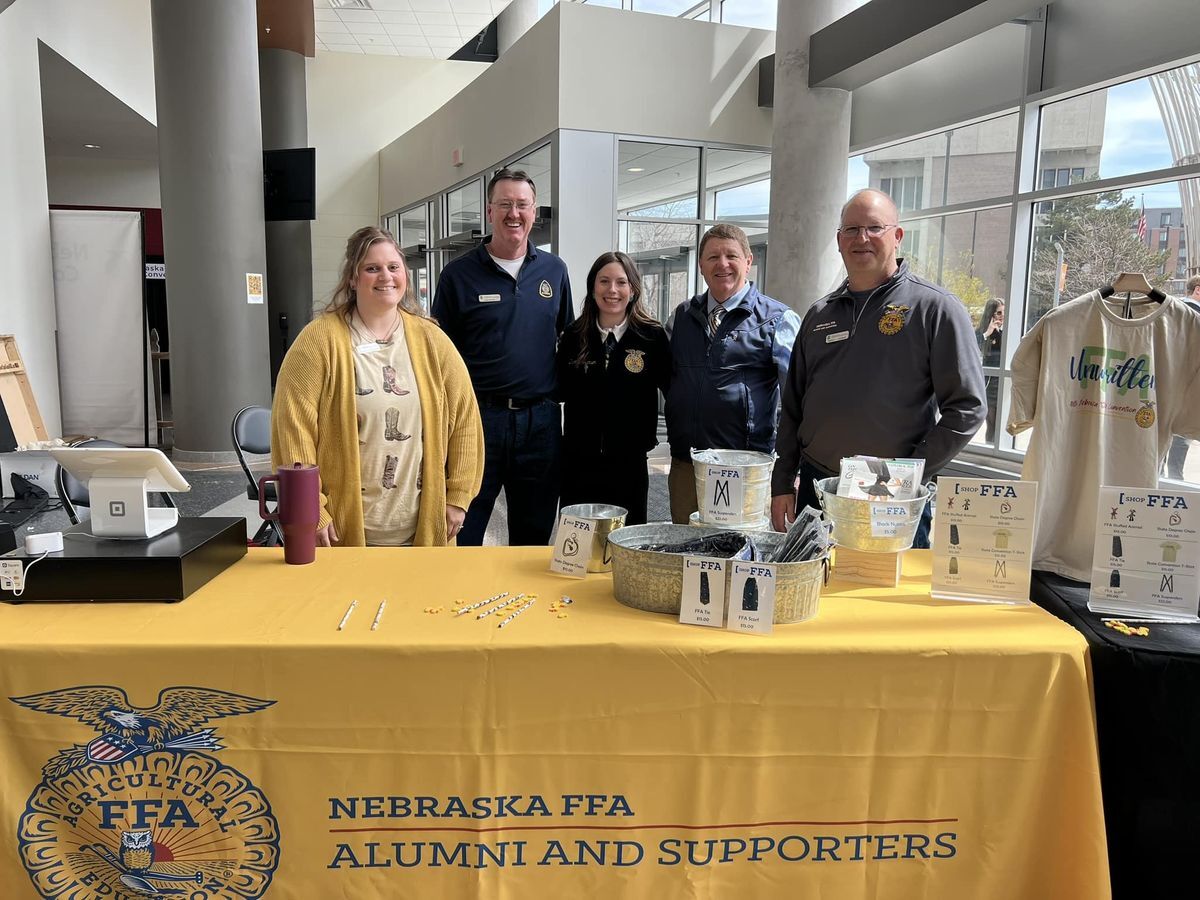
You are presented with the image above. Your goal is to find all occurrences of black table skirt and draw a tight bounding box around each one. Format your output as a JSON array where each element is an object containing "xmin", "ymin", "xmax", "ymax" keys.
[{"xmin": 1032, "ymin": 572, "xmax": 1200, "ymax": 900}]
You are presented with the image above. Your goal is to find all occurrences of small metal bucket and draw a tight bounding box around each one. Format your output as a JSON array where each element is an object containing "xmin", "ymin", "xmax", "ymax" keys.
[
  {"xmin": 607, "ymin": 523, "xmax": 826, "ymax": 624},
  {"xmin": 814, "ymin": 477, "xmax": 932, "ymax": 553},
  {"xmin": 691, "ymin": 449, "xmax": 774, "ymax": 526},
  {"xmin": 559, "ymin": 503, "xmax": 628, "ymax": 573}
]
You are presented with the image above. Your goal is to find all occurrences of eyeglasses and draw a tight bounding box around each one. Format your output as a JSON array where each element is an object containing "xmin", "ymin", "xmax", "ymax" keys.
[
  {"xmin": 836, "ymin": 224, "xmax": 898, "ymax": 239},
  {"xmin": 493, "ymin": 201, "xmax": 534, "ymax": 213}
]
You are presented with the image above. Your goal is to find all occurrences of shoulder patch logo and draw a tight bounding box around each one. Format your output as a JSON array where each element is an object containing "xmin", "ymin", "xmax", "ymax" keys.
[
  {"xmin": 11, "ymin": 685, "xmax": 280, "ymax": 899},
  {"xmin": 539, "ymin": 280, "xmax": 554, "ymax": 299}
]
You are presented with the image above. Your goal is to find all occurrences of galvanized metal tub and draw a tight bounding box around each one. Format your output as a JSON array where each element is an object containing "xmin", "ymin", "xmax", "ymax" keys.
[
  {"xmin": 559, "ymin": 503, "xmax": 628, "ymax": 573},
  {"xmin": 607, "ymin": 523, "xmax": 826, "ymax": 624},
  {"xmin": 814, "ymin": 477, "xmax": 931, "ymax": 553},
  {"xmin": 688, "ymin": 511, "xmax": 771, "ymax": 531},
  {"xmin": 690, "ymin": 449, "xmax": 774, "ymax": 526}
]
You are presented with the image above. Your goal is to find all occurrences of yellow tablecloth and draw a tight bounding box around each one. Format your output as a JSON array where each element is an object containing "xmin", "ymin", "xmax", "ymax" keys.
[{"xmin": 0, "ymin": 548, "xmax": 1108, "ymax": 899}]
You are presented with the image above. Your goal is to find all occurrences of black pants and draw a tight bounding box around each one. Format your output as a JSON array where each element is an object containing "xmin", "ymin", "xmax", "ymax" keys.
[
  {"xmin": 561, "ymin": 450, "xmax": 650, "ymax": 526},
  {"xmin": 459, "ymin": 399, "xmax": 562, "ymax": 546}
]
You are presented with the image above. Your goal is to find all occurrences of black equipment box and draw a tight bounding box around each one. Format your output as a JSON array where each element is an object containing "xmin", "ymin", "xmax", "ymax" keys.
[{"xmin": 0, "ymin": 517, "xmax": 246, "ymax": 602}]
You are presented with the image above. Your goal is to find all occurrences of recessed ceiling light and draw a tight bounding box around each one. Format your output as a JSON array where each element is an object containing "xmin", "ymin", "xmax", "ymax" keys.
[
  {"xmin": 83, "ymin": 144, "xmax": 101, "ymax": 150},
  {"xmin": 627, "ymin": 167, "xmax": 644, "ymax": 173}
]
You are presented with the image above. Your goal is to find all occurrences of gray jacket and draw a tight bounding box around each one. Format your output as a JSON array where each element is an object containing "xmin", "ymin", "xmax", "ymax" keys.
[{"xmin": 771, "ymin": 260, "xmax": 986, "ymax": 495}]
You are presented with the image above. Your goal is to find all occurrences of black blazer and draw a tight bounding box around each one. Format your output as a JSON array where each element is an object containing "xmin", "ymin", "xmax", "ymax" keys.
[{"xmin": 556, "ymin": 320, "xmax": 671, "ymax": 456}]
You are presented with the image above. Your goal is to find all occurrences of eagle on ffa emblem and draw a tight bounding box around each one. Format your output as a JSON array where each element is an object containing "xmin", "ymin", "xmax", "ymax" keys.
[
  {"xmin": 624, "ymin": 350, "xmax": 646, "ymax": 373},
  {"xmin": 12, "ymin": 685, "xmax": 273, "ymax": 777},
  {"xmin": 877, "ymin": 304, "xmax": 910, "ymax": 335}
]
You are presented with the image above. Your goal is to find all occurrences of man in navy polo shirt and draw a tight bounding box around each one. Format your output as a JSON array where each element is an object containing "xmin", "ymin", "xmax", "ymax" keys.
[{"xmin": 432, "ymin": 169, "xmax": 573, "ymax": 545}]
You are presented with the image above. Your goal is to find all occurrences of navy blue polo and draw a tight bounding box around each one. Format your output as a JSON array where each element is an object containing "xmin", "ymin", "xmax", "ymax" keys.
[{"xmin": 432, "ymin": 238, "xmax": 574, "ymax": 399}]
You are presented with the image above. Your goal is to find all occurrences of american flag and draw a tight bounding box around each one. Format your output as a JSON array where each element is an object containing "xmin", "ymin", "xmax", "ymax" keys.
[{"xmin": 1137, "ymin": 199, "xmax": 1147, "ymax": 242}]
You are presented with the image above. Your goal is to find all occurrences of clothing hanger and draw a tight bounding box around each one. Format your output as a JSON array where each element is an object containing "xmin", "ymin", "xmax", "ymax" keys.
[{"xmin": 1099, "ymin": 272, "xmax": 1166, "ymax": 318}]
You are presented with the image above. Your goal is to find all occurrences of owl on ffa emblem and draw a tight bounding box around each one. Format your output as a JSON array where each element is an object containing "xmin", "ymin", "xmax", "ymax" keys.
[
  {"xmin": 10, "ymin": 685, "xmax": 280, "ymax": 899},
  {"xmin": 624, "ymin": 349, "xmax": 646, "ymax": 373},
  {"xmin": 539, "ymin": 279, "xmax": 554, "ymax": 298},
  {"xmin": 878, "ymin": 304, "xmax": 910, "ymax": 335}
]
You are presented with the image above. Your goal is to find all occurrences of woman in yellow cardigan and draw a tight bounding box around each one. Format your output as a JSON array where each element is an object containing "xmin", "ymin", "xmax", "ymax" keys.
[{"xmin": 272, "ymin": 226, "xmax": 484, "ymax": 546}]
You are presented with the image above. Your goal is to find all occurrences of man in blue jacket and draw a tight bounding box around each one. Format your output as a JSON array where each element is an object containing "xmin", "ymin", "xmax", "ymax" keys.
[
  {"xmin": 664, "ymin": 223, "xmax": 801, "ymax": 523},
  {"xmin": 432, "ymin": 169, "xmax": 573, "ymax": 545}
]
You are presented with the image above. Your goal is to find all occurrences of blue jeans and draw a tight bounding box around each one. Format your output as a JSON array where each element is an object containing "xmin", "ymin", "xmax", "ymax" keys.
[{"xmin": 458, "ymin": 399, "xmax": 562, "ymax": 546}]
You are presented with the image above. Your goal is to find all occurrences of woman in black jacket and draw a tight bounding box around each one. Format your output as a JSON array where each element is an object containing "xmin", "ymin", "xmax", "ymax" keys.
[
  {"xmin": 975, "ymin": 297, "xmax": 1004, "ymax": 442},
  {"xmin": 556, "ymin": 251, "xmax": 670, "ymax": 525}
]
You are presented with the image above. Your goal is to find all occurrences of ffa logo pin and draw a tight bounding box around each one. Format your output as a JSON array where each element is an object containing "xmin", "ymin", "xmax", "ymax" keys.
[
  {"xmin": 878, "ymin": 305, "xmax": 909, "ymax": 335},
  {"xmin": 539, "ymin": 280, "xmax": 553, "ymax": 299},
  {"xmin": 624, "ymin": 350, "xmax": 646, "ymax": 373},
  {"xmin": 1135, "ymin": 400, "xmax": 1156, "ymax": 429}
]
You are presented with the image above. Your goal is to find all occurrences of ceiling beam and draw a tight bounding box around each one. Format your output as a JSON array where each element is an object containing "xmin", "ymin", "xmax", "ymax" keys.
[{"xmin": 809, "ymin": 0, "xmax": 1039, "ymax": 90}]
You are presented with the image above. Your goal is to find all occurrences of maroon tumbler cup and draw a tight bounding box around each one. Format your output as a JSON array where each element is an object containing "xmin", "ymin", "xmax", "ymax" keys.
[{"xmin": 259, "ymin": 463, "xmax": 320, "ymax": 564}]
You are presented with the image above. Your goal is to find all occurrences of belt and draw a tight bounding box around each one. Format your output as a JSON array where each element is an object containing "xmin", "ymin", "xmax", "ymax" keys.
[{"xmin": 476, "ymin": 393, "xmax": 548, "ymax": 410}]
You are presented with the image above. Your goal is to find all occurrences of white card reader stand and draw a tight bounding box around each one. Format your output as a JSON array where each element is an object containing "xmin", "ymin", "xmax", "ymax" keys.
[{"xmin": 49, "ymin": 448, "xmax": 191, "ymax": 539}]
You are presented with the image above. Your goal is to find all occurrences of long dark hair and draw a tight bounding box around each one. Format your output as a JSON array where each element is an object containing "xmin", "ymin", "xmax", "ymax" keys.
[
  {"xmin": 570, "ymin": 251, "xmax": 657, "ymax": 368},
  {"xmin": 976, "ymin": 297, "xmax": 1004, "ymax": 338},
  {"xmin": 324, "ymin": 226, "xmax": 424, "ymax": 320}
]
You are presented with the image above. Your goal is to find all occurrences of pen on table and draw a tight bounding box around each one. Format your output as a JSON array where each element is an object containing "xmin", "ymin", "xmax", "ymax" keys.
[
  {"xmin": 371, "ymin": 600, "xmax": 387, "ymax": 631},
  {"xmin": 338, "ymin": 600, "xmax": 357, "ymax": 631}
]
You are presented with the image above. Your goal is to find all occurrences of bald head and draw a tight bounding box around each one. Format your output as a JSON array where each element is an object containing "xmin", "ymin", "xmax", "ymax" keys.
[
  {"xmin": 841, "ymin": 189, "xmax": 899, "ymax": 223},
  {"xmin": 837, "ymin": 188, "xmax": 904, "ymax": 291}
]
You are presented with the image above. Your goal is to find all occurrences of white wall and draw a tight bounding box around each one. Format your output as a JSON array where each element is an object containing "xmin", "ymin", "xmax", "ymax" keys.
[
  {"xmin": 379, "ymin": 7, "xmax": 560, "ymax": 217},
  {"xmin": 0, "ymin": 0, "xmax": 155, "ymax": 438},
  {"xmin": 555, "ymin": 129, "xmax": 617, "ymax": 309},
  {"xmin": 45, "ymin": 155, "xmax": 160, "ymax": 208},
  {"xmin": 379, "ymin": 3, "xmax": 773, "ymax": 219},
  {"xmin": 307, "ymin": 51, "xmax": 486, "ymax": 306},
  {"xmin": 557, "ymin": 4, "xmax": 773, "ymax": 147}
]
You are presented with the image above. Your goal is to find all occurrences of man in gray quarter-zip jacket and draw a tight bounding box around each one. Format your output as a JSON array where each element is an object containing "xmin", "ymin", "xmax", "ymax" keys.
[{"xmin": 770, "ymin": 189, "xmax": 985, "ymax": 547}]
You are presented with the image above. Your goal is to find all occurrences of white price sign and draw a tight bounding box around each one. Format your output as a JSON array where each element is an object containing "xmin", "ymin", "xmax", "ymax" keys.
[
  {"xmin": 550, "ymin": 516, "xmax": 594, "ymax": 578},
  {"xmin": 680, "ymin": 557, "xmax": 726, "ymax": 628},
  {"xmin": 701, "ymin": 465, "xmax": 747, "ymax": 525}
]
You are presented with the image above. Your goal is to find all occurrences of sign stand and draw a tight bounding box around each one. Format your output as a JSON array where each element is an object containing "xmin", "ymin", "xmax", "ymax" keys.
[{"xmin": 833, "ymin": 547, "xmax": 902, "ymax": 587}]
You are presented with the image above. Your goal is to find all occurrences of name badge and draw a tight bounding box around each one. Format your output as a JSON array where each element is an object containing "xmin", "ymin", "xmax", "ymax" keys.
[
  {"xmin": 355, "ymin": 342, "xmax": 379, "ymax": 355},
  {"xmin": 478, "ymin": 293, "xmax": 501, "ymax": 303},
  {"xmin": 825, "ymin": 331, "xmax": 850, "ymax": 344}
]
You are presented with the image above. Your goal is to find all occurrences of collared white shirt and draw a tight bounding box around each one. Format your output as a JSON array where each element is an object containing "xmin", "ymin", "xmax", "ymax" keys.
[{"xmin": 596, "ymin": 318, "xmax": 629, "ymax": 343}]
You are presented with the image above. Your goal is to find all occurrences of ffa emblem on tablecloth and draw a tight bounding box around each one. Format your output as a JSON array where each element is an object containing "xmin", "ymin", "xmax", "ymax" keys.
[
  {"xmin": 1135, "ymin": 400, "xmax": 1156, "ymax": 429},
  {"xmin": 877, "ymin": 305, "xmax": 909, "ymax": 335},
  {"xmin": 539, "ymin": 280, "xmax": 554, "ymax": 298},
  {"xmin": 10, "ymin": 685, "xmax": 280, "ymax": 899},
  {"xmin": 624, "ymin": 350, "xmax": 646, "ymax": 373}
]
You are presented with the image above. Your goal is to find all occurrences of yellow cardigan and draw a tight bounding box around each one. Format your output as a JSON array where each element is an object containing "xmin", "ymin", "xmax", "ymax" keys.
[{"xmin": 271, "ymin": 311, "xmax": 484, "ymax": 546}]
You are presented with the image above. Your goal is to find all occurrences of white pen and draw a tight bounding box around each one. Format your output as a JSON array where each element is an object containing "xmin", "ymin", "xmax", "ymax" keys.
[
  {"xmin": 454, "ymin": 591, "xmax": 510, "ymax": 617},
  {"xmin": 371, "ymin": 600, "xmax": 387, "ymax": 631},
  {"xmin": 498, "ymin": 597, "xmax": 536, "ymax": 629},
  {"xmin": 477, "ymin": 594, "xmax": 524, "ymax": 620},
  {"xmin": 338, "ymin": 600, "xmax": 357, "ymax": 631}
]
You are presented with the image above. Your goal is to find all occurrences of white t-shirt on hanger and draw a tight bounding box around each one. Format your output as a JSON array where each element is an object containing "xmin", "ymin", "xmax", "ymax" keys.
[{"xmin": 1009, "ymin": 291, "xmax": 1200, "ymax": 581}]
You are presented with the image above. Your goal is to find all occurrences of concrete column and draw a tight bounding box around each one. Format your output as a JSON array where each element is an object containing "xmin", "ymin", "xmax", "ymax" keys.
[
  {"xmin": 151, "ymin": 0, "xmax": 271, "ymax": 460},
  {"xmin": 767, "ymin": 0, "xmax": 857, "ymax": 315},
  {"xmin": 260, "ymin": 47, "xmax": 313, "ymax": 388}
]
